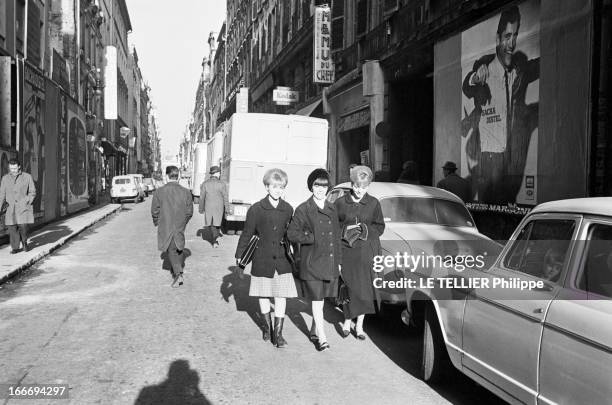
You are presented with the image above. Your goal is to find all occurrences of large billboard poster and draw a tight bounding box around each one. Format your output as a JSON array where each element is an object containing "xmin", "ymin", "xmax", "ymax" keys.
[
  {"xmin": 460, "ymin": 0, "xmax": 540, "ymax": 210},
  {"xmin": 22, "ymin": 63, "xmax": 46, "ymax": 223},
  {"xmin": 66, "ymin": 99, "xmax": 88, "ymax": 213}
]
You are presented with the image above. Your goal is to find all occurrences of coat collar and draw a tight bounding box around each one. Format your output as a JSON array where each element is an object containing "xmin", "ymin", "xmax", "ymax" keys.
[
  {"xmin": 260, "ymin": 196, "xmax": 291, "ymax": 212},
  {"xmin": 306, "ymin": 195, "xmax": 334, "ymax": 217},
  {"xmin": 343, "ymin": 191, "xmax": 372, "ymax": 205}
]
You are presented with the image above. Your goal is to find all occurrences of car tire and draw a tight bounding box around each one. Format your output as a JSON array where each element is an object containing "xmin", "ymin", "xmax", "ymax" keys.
[{"xmin": 421, "ymin": 304, "xmax": 451, "ymax": 384}]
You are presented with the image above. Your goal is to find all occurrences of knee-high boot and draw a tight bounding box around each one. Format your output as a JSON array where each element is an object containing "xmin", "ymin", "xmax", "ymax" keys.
[
  {"xmin": 262, "ymin": 312, "xmax": 272, "ymax": 342},
  {"xmin": 274, "ymin": 317, "xmax": 287, "ymax": 348}
]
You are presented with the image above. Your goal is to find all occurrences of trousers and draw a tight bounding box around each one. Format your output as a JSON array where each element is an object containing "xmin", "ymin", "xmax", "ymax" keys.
[
  {"xmin": 166, "ymin": 238, "xmax": 184, "ymax": 277},
  {"xmin": 8, "ymin": 224, "xmax": 28, "ymax": 250}
]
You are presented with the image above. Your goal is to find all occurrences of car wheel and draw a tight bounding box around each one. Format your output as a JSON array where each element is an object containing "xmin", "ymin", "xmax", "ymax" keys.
[{"xmin": 421, "ymin": 304, "xmax": 451, "ymax": 383}]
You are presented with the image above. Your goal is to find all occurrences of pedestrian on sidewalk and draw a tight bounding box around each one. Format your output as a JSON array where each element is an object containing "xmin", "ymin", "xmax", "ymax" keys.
[
  {"xmin": 151, "ymin": 166, "xmax": 194, "ymax": 287},
  {"xmin": 235, "ymin": 168, "xmax": 297, "ymax": 348},
  {"xmin": 436, "ymin": 161, "xmax": 471, "ymax": 202},
  {"xmin": 287, "ymin": 168, "xmax": 342, "ymax": 352},
  {"xmin": 335, "ymin": 165, "xmax": 385, "ymax": 340},
  {"xmin": 0, "ymin": 159, "xmax": 36, "ymax": 254},
  {"xmin": 198, "ymin": 165, "xmax": 230, "ymax": 247}
]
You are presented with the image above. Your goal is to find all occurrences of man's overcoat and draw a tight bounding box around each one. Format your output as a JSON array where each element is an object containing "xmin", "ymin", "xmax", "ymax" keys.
[
  {"xmin": 151, "ymin": 182, "xmax": 194, "ymax": 251},
  {"xmin": 0, "ymin": 172, "xmax": 36, "ymax": 225},
  {"xmin": 198, "ymin": 177, "xmax": 230, "ymax": 226}
]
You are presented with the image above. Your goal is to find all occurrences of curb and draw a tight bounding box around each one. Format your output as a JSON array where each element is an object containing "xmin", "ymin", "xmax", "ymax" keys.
[{"xmin": 0, "ymin": 205, "xmax": 123, "ymax": 286}]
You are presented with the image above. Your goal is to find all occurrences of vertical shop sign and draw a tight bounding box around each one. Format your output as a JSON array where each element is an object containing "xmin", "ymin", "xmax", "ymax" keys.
[{"xmin": 313, "ymin": 5, "xmax": 334, "ymax": 84}]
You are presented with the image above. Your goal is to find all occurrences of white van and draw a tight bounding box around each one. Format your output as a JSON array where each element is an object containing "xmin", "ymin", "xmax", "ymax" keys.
[
  {"xmin": 221, "ymin": 113, "xmax": 329, "ymax": 221},
  {"xmin": 110, "ymin": 175, "xmax": 146, "ymax": 203}
]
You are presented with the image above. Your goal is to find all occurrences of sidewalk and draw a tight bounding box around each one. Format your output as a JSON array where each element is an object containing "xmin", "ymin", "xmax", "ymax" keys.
[{"xmin": 0, "ymin": 203, "xmax": 122, "ymax": 285}]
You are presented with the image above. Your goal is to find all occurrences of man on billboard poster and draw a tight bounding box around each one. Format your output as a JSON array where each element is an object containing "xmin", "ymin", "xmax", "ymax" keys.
[{"xmin": 462, "ymin": 4, "xmax": 539, "ymax": 205}]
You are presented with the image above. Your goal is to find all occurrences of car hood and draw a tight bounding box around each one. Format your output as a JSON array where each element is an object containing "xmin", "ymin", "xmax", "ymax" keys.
[{"xmin": 380, "ymin": 223, "xmax": 503, "ymax": 268}]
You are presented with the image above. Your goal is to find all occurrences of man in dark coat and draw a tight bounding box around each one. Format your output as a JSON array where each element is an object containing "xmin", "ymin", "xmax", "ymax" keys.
[
  {"xmin": 0, "ymin": 159, "xmax": 36, "ymax": 254},
  {"xmin": 151, "ymin": 166, "xmax": 194, "ymax": 286},
  {"xmin": 198, "ymin": 165, "xmax": 230, "ymax": 246},
  {"xmin": 436, "ymin": 161, "xmax": 471, "ymax": 203}
]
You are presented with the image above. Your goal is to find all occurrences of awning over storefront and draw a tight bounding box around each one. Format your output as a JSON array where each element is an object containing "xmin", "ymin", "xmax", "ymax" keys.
[
  {"xmin": 100, "ymin": 139, "xmax": 117, "ymax": 156},
  {"xmin": 294, "ymin": 98, "xmax": 323, "ymax": 117}
]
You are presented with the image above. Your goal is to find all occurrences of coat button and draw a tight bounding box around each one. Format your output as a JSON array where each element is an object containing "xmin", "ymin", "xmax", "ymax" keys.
[
  {"xmin": 273, "ymin": 226, "xmax": 277, "ymax": 230},
  {"xmin": 328, "ymin": 221, "xmax": 331, "ymax": 224},
  {"xmin": 329, "ymin": 232, "xmax": 332, "ymax": 235},
  {"xmin": 330, "ymin": 254, "xmax": 333, "ymax": 257},
  {"xmin": 273, "ymin": 255, "xmax": 277, "ymax": 259}
]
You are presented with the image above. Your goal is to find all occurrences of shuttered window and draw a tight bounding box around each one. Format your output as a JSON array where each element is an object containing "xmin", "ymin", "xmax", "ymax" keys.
[
  {"xmin": 331, "ymin": 0, "xmax": 344, "ymax": 50},
  {"xmin": 356, "ymin": 0, "xmax": 368, "ymax": 37}
]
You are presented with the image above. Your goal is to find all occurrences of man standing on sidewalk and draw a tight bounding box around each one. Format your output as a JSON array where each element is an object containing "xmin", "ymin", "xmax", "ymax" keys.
[
  {"xmin": 0, "ymin": 159, "xmax": 36, "ymax": 254},
  {"xmin": 198, "ymin": 165, "xmax": 230, "ymax": 247},
  {"xmin": 151, "ymin": 166, "xmax": 193, "ymax": 287}
]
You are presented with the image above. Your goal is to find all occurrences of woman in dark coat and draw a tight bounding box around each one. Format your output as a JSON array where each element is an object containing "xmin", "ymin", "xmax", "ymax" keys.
[
  {"xmin": 235, "ymin": 169, "xmax": 297, "ymax": 348},
  {"xmin": 334, "ymin": 165, "xmax": 385, "ymax": 340},
  {"xmin": 287, "ymin": 169, "xmax": 342, "ymax": 351}
]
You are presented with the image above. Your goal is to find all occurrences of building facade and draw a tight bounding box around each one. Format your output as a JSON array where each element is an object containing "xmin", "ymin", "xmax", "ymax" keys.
[{"xmin": 204, "ymin": 0, "xmax": 611, "ymax": 239}]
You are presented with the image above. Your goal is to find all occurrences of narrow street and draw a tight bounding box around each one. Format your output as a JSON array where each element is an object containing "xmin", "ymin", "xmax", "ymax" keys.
[{"xmin": 0, "ymin": 200, "xmax": 503, "ymax": 404}]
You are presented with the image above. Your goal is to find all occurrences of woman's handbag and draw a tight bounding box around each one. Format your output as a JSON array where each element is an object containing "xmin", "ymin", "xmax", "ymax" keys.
[
  {"xmin": 336, "ymin": 276, "xmax": 350, "ymax": 306},
  {"xmin": 238, "ymin": 235, "xmax": 259, "ymax": 269}
]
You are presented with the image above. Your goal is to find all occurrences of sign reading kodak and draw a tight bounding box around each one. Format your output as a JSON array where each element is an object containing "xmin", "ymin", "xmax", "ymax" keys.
[{"xmin": 313, "ymin": 5, "xmax": 334, "ymax": 84}]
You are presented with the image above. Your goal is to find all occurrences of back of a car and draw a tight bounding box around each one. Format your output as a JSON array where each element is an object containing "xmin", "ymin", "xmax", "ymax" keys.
[{"xmin": 111, "ymin": 176, "xmax": 139, "ymax": 201}]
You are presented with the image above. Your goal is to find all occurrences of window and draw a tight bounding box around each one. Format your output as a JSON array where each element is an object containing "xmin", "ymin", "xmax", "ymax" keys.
[
  {"xmin": 503, "ymin": 219, "xmax": 576, "ymax": 281},
  {"xmin": 331, "ymin": 0, "xmax": 344, "ymax": 50},
  {"xmin": 114, "ymin": 178, "xmax": 131, "ymax": 185},
  {"xmin": 355, "ymin": 0, "xmax": 368, "ymax": 37},
  {"xmin": 577, "ymin": 224, "xmax": 612, "ymax": 298}
]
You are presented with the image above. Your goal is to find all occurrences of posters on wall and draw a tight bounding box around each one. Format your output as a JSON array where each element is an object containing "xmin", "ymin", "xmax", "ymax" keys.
[
  {"xmin": 66, "ymin": 98, "xmax": 88, "ymax": 213},
  {"xmin": 0, "ymin": 1, "xmax": 6, "ymax": 44},
  {"xmin": 0, "ymin": 148, "xmax": 17, "ymax": 237},
  {"xmin": 22, "ymin": 63, "xmax": 46, "ymax": 223},
  {"xmin": 460, "ymin": 0, "xmax": 540, "ymax": 211}
]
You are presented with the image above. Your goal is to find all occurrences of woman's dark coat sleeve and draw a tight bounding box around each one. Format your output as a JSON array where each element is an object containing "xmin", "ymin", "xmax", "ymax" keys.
[
  {"xmin": 368, "ymin": 199, "xmax": 385, "ymax": 240},
  {"xmin": 235, "ymin": 204, "xmax": 257, "ymax": 259},
  {"xmin": 287, "ymin": 204, "xmax": 315, "ymax": 245}
]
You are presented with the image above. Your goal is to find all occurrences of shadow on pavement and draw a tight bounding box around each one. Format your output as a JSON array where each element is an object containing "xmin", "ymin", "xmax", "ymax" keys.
[
  {"xmin": 134, "ymin": 359, "xmax": 211, "ymax": 405},
  {"xmin": 365, "ymin": 306, "xmax": 505, "ymax": 404},
  {"xmin": 26, "ymin": 225, "xmax": 73, "ymax": 250},
  {"xmin": 220, "ymin": 266, "xmax": 261, "ymax": 334},
  {"xmin": 196, "ymin": 227, "xmax": 220, "ymax": 247}
]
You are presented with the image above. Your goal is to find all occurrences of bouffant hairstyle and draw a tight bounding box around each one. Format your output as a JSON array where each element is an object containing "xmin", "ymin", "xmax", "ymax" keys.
[
  {"xmin": 350, "ymin": 165, "xmax": 373, "ymax": 187},
  {"xmin": 307, "ymin": 168, "xmax": 331, "ymax": 192},
  {"xmin": 262, "ymin": 168, "xmax": 288, "ymax": 187}
]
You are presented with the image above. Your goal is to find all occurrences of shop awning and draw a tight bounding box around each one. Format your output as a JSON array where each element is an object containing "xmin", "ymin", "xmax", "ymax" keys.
[
  {"xmin": 295, "ymin": 98, "xmax": 323, "ymax": 117},
  {"xmin": 100, "ymin": 139, "xmax": 117, "ymax": 156}
]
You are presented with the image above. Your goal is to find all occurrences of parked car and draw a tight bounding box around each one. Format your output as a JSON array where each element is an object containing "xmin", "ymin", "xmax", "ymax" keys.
[
  {"xmin": 110, "ymin": 175, "xmax": 145, "ymax": 203},
  {"xmin": 142, "ymin": 178, "xmax": 156, "ymax": 196},
  {"xmin": 403, "ymin": 197, "xmax": 612, "ymax": 405},
  {"xmin": 327, "ymin": 182, "xmax": 500, "ymax": 306}
]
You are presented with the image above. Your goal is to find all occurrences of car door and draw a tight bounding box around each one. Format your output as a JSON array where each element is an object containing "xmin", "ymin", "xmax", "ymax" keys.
[
  {"xmin": 538, "ymin": 219, "xmax": 612, "ymax": 405},
  {"xmin": 461, "ymin": 214, "xmax": 579, "ymax": 405}
]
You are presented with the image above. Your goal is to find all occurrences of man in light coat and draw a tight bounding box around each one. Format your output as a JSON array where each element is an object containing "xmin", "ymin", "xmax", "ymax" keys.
[
  {"xmin": 198, "ymin": 165, "xmax": 230, "ymax": 246},
  {"xmin": 0, "ymin": 159, "xmax": 36, "ymax": 254},
  {"xmin": 151, "ymin": 166, "xmax": 194, "ymax": 286}
]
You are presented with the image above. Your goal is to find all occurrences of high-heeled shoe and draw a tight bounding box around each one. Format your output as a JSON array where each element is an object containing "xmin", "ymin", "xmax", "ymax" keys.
[{"xmin": 317, "ymin": 341, "xmax": 330, "ymax": 351}]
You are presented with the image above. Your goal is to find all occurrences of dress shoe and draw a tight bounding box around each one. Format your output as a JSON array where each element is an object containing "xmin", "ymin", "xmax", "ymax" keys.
[
  {"xmin": 317, "ymin": 341, "xmax": 330, "ymax": 351},
  {"xmin": 10, "ymin": 249, "xmax": 18, "ymax": 254},
  {"xmin": 355, "ymin": 332, "xmax": 367, "ymax": 341},
  {"xmin": 177, "ymin": 274, "xmax": 184, "ymax": 286},
  {"xmin": 341, "ymin": 329, "xmax": 350, "ymax": 338},
  {"xmin": 22, "ymin": 242, "xmax": 29, "ymax": 252}
]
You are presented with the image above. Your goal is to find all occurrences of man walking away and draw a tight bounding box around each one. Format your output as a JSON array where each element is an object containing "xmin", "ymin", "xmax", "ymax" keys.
[
  {"xmin": 0, "ymin": 159, "xmax": 36, "ymax": 254},
  {"xmin": 198, "ymin": 165, "xmax": 230, "ymax": 247},
  {"xmin": 152, "ymin": 166, "xmax": 194, "ymax": 287},
  {"xmin": 436, "ymin": 161, "xmax": 471, "ymax": 203}
]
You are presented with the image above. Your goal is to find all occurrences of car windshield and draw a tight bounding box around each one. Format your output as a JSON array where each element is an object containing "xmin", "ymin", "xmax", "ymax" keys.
[
  {"xmin": 379, "ymin": 197, "xmax": 474, "ymax": 227},
  {"xmin": 114, "ymin": 178, "xmax": 130, "ymax": 185}
]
